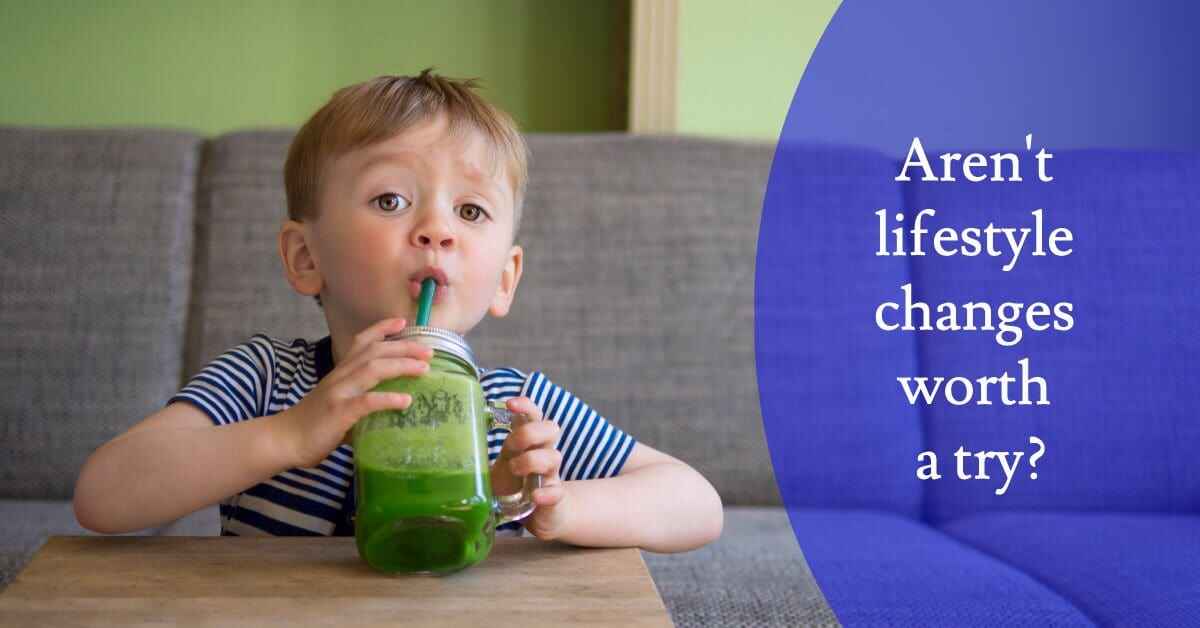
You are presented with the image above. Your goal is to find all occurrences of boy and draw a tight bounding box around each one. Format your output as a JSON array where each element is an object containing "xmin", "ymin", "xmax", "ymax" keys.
[{"xmin": 73, "ymin": 70, "xmax": 723, "ymax": 552}]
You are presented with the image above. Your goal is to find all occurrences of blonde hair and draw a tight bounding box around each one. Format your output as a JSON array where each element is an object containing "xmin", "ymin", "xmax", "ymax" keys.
[{"xmin": 284, "ymin": 68, "xmax": 529, "ymax": 230}]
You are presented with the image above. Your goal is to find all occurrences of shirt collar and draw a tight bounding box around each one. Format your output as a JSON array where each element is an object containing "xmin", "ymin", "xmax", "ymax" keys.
[{"xmin": 314, "ymin": 335, "xmax": 334, "ymax": 381}]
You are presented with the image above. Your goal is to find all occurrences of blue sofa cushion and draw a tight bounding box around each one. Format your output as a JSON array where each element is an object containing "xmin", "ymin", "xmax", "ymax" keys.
[
  {"xmin": 790, "ymin": 509, "xmax": 1091, "ymax": 626},
  {"xmin": 941, "ymin": 512, "xmax": 1200, "ymax": 627},
  {"xmin": 758, "ymin": 144, "xmax": 922, "ymax": 517},
  {"xmin": 904, "ymin": 150, "xmax": 1200, "ymax": 522}
]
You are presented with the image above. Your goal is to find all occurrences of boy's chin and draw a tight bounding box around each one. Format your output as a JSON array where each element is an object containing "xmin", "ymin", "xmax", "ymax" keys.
[
  {"xmin": 436, "ymin": 309, "xmax": 497, "ymax": 337},
  {"xmin": 415, "ymin": 312, "xmax": 469, "ymax": 335},
  {"xmin": 388, "ymin": 303, "xmax": 496, "ymax": 336}
]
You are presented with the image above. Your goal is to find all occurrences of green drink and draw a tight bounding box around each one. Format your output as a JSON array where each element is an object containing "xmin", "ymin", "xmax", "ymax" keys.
[
  {"xmin": 351, "ymin": 326, "xmax": 538, "ymax": 575},
  {"xmin": 354, "ymin": 468, "xmax": 495, "ymax": 573}
]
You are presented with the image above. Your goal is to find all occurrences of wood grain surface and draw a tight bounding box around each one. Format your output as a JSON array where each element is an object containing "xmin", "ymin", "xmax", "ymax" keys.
[{"xmin": 0, "ymin": 536, "xmax": 672, "ymax": 627}]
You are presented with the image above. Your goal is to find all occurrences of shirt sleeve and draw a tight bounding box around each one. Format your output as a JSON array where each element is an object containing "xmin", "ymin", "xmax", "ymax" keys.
[
  {"xmin": 167, "ymin": 335, "xmax": 274, "ymax": 426},
  {"xmin": 520, "ymin": 370, "xmax": 636, "ymax": 481}
]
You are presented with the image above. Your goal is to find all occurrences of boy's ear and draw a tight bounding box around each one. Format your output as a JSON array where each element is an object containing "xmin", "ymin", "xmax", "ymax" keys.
[
  {"xmin": 279, "ymin": 220, "xmax": 324, "ymax": 298},
  {"xmin": 489, "ymin": 244, "xmax": 524, "ymax": 318}
]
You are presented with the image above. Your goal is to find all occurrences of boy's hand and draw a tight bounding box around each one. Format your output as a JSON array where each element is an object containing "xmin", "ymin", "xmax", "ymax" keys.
[
  {"xmin": 490, "ymin": 397, "xmax": 571, "ymax": 540},
  {"xmin": 278, "ymin": 317, "xmax": 433, "ymax": 468}
]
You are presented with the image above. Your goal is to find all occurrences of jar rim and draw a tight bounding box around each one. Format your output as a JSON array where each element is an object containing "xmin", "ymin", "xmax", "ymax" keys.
[{"xmin": 386, "ymin": 325, "xmax": 478, "ymax": 378}]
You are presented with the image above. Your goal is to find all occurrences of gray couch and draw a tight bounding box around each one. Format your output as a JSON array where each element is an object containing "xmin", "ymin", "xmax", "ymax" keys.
[{"xmin": 0, "ymin": 127, "xmax": 838, "ymax": 626}]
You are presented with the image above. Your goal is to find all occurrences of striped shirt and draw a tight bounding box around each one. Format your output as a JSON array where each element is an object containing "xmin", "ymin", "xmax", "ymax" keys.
[{"xmin": 168, "ymin": 334, "xmax": 636, "ymax": 537}]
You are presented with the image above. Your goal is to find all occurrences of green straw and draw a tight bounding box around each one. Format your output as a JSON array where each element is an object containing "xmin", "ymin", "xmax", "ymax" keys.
[{"xmin": 415, "ymin": 277, "xmax": 436, "ymax": 326}]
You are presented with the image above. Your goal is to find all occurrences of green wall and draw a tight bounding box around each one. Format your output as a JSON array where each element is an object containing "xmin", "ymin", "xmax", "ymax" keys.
[
  {"xmin": 0, "ymin": 0, "xmax": 627, "ymax": 136},
  {"xmin": 0, "ymin": 1, "xmax": 842, "ymax": 140},
  {"xmin": 677, "ymin": 0, "xmax": 840, "ymax": 140}
]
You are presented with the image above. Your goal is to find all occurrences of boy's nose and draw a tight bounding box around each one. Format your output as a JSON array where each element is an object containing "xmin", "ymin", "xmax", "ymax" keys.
[{"xmin": 412, "ymin": 217, "xmax": 455, "ymax": 250}]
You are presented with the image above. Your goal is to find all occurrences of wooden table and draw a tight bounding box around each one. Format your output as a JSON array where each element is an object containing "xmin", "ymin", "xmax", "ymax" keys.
[{"xmin": 0, "ymin": 536, "xmax": 673, "ymax": 627}]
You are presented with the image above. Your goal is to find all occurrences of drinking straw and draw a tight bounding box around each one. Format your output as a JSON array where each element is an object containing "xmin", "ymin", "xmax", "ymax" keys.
[{"xmin": 416, "ymin": 277, "xmax": 436, "ymax": 326}]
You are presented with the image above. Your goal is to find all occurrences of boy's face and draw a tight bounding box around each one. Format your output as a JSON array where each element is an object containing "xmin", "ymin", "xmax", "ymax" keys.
[{"xmin": 280, "ymin": 113, "xmax": 523, "ymax": 341}]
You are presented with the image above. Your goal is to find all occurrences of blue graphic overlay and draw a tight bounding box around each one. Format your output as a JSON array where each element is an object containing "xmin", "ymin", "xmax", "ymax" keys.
[{"xmin": 756, "ymin": 2, "xmax": 1200, "ymax": 624}]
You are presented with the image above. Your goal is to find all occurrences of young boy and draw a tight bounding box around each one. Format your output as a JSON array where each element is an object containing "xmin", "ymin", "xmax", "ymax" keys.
[{"xmin": 73, "ymin": 70, "xmax": 723, "ymax": 552}]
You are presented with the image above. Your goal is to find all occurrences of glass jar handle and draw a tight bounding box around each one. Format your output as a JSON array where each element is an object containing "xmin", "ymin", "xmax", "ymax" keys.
[{"xmin": 487, "ymin": 401, "xmax": 543, "ymax": 525}]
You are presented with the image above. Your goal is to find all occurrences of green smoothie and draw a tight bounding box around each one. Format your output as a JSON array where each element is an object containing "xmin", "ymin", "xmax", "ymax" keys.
[
  {"xmin": 354, "ymin": 466, "xmax": 495, "ymax": 574},
  {"xmin": 353, "ymin": 363, "xmax": 496, "ymax": 575}
]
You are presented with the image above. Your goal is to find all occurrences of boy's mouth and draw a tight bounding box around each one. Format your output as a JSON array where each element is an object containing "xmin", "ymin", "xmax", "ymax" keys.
[{"xmin": 408, "ymin": 266, "xmax": 449, "ymax": 303}]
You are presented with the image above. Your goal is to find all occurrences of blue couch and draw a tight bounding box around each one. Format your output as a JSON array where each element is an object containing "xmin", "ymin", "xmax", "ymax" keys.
[{"xmin": 758, "ymin": 144, "xmax": 1200, "ymax": 626}]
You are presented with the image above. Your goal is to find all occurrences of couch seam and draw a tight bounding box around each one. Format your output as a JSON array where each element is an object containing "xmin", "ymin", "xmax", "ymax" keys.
[
  {"xmin": 900, "ymin": 173, "xmax": 933, "ymax": 524},
  {"xmin": 179, "ymin": 138, "xmax": 213, "ymax": 387},
  {"xmin": 937, "ymin": 522, "xmax": 1102, "ymax": 627}
]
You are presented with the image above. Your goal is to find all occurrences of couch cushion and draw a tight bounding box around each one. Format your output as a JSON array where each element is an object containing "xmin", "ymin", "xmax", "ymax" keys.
[
  {"xmin": 756, "ymin": 143, "xmax": 923, "ymax": 517},
  {"xmin": 0, "ymin": 128, "xmax": 201, "ymax": 499},
  {"xmin": 184, "ymin": 131, "xmax": 328, "ymax": 377},
  {"xmin": 941, "ymin": 512, "xmax": 1200, "ymax": 627},
  {"xmin": 476, "ymin": 135, "xmax": 777, "ymax": 505},
  {"xmin": 642, "ymin": 506, "xmax": 838, "ymax": 627},
  {"xmin": 791, "ymin": 509, "xmax": 1092, "ymax": 626},
  {"xmin": 906, "ymin": 150, "xmax": 1200, "ymax": 522},
  {"xmin": 189, "ymin": 132, "xmax": 780, "ymax": 505}
]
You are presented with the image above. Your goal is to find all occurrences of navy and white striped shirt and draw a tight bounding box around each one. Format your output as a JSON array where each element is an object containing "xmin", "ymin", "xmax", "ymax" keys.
[{"xmin": 168, "ymin": 334, "xmax": 636, "ymax": 537}]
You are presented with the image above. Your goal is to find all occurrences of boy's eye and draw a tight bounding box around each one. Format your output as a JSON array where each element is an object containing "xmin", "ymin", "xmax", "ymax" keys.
[
  {"xmin": 457, "ymin": 203, "xmax": 488, "ymax": 222},
  {"xmin": 372, "ymin": 193, "xmax": 411, "ymax": 213}
]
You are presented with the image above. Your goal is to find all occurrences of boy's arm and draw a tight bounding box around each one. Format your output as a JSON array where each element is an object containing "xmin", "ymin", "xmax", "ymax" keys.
[
  {"xmin": 494, "ymin": 394, "xmax": 723, "ymax": 553},
  {"xmin": 74, "ymin": 318, "xmax": 426, "ymax": 535},
  {"xmin": 72, "ymin": 402, "xmax": 299, "ymax": 534},
  {"xmin": 552, "ymin": 442, "xmax": 724, "ymax": 553}
]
